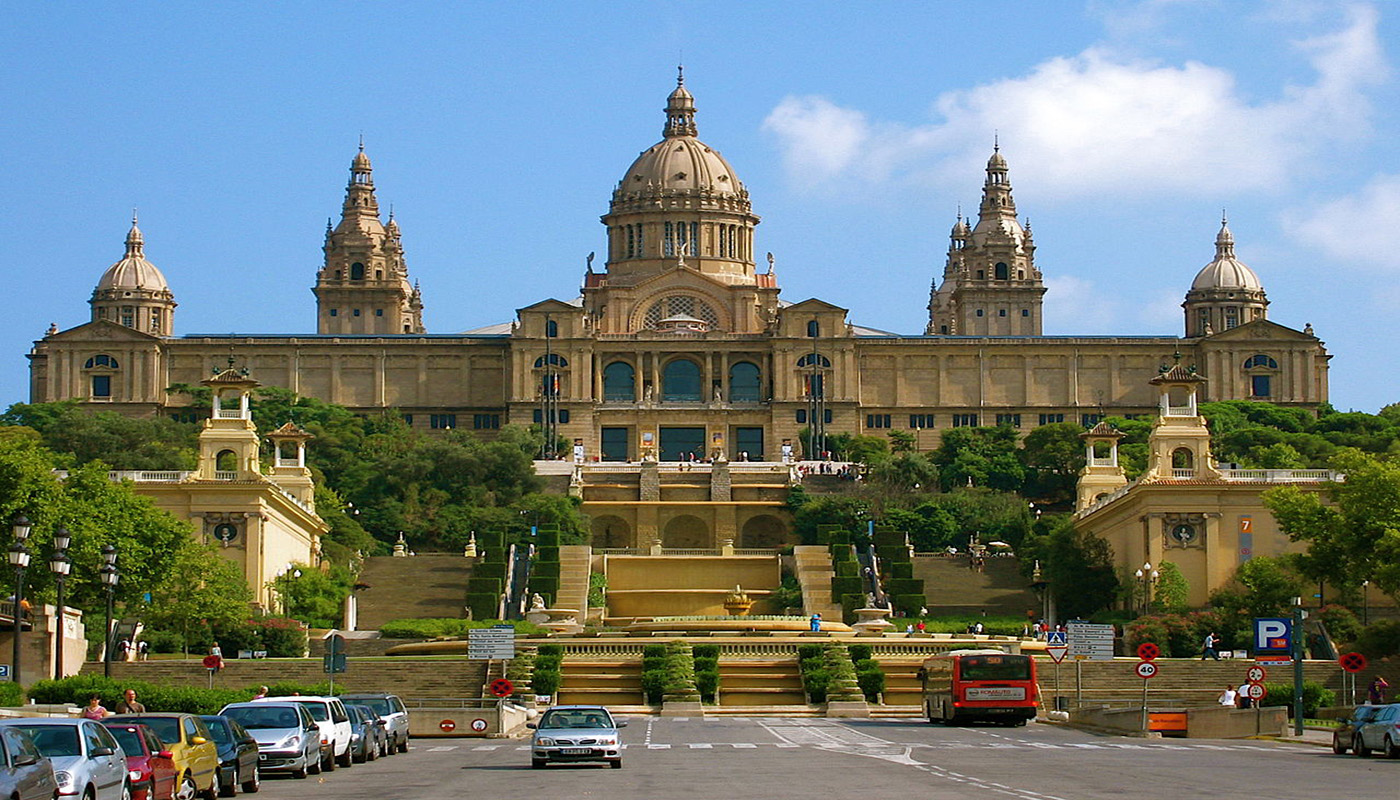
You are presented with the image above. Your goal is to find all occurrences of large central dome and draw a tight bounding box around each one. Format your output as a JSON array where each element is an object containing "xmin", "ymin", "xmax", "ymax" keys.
[{"xmin": 618, "ymin": 79, "xmax": 745, "ymax": 198}]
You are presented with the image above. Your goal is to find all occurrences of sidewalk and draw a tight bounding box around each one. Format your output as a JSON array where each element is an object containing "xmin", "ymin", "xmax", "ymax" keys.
[{"xmin": 1254, "ymin": 726, "xmax": 1334, "ymax": 748}]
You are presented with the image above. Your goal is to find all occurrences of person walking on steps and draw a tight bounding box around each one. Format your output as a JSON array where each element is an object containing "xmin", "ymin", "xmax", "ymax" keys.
[{"xmin": 1201, "ymin": 631, "xmax": 1220, "ymax": 660}]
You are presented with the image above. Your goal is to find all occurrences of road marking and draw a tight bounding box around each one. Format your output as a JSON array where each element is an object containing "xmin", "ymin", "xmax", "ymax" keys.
[
  {"xmin": 647, "ymin": 744, "xmax": 670, "ymax": 750},
  {"xmin": 643, "ymin": 717, "xmax": 655, "ymax": 746},
  {"xmin": 731, "ymin": 743, "xmax": 757, "ymax": 748},
  {"xmin": 426, "ymin": 746, "xmax": 457, "ymax": 752},
  {"xmin": 471, "ymin": 746, "xmax": 499, "ymax": 751},
  {"xmin": 689, "ymin": 743, "xmax": 712, "ymax": 749}
]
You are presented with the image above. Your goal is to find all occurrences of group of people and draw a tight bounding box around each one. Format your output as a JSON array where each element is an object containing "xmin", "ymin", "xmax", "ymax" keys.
[
  {"xmin": 79, "ymin": 688, "xmax": 147, "ymax": 719},
  {"xmin": 1217, "ymin": 685, "xmax": 1256, "ymax": 709},
  {"xmin": 114, "ymin": 639, "xmax": 150, "ymax": 661},
  {"xmin": 794, "ymin": 461, "xmax": 859, "ymax": 480}
]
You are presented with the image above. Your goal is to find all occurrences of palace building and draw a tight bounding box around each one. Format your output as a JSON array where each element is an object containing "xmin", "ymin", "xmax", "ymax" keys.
[{"xmin": 27, "ymin": 74, "xmax": 1330, "ymax": 549}]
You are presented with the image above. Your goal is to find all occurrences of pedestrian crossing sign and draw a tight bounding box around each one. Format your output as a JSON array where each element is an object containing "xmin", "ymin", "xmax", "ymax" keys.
[{"xmin": 1046, "ymin": 631, "xmax": 1067, "ymax": 646}]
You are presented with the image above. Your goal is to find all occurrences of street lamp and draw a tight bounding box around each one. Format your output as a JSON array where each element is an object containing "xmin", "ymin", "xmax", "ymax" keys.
[
  {"xmin": 49, "ymin": 527, "xmax": 71, "ymax": 681},
  {"xmin": 9, "ymin": 515, "xmax": 32, "ymax": 686},
  {"xmin": 99, "ymin": 545, "xmax": 118, "ymax": 679},
  {"xmin": 1362, "ymin": 580, "xmax": 1369, "ymax": 626},
  {"xmin": 1134, "ymin": 561, "xmax": 1158, "ymax": 614}
]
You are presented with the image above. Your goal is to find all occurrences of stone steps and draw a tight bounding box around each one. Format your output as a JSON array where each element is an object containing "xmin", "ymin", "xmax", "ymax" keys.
[
  {"xmin": 355, "ymin": 555, "xmax": 475, "ymax": 630},
  {"xmin": 911, "ymin": 555, "xmax": 1039, "ymax": 617}
]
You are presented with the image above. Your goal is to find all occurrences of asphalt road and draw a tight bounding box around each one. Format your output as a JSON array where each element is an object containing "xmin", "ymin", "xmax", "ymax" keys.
[{"xmin": 248, "ymin": 717, "xmax": 1397, "ymax": 800}]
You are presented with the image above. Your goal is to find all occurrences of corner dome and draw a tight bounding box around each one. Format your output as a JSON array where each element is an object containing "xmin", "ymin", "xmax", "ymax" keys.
[
  {"xmin": 96, "ymin": 218, "xmax": 170, "ymax": 293},
  {"xmin": 1191, "ymin": 220, "xmax": 1262, "ymax": 291}
]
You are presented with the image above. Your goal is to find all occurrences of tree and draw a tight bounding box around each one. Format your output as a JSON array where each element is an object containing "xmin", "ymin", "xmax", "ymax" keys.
[
  {"xmin": 1152, "ymin": 561, "xmax": 1190, "ymax": 613},
  {"xmin": 1264, "ymin": 448, "xmax": 1400, "ymax": 603},
  {"xmin": 271, "ymin": 562, "xmax": 351, "ymax": 628},
  {"xmin": 143, "ymin": 543, "xmax": 255, "ymax": 654},
  {"xmin": 931, "ymin": 426, "xmax": 1024, "ymax": 492},
  {"xmin": 1020, "ymin": 422, "xmax": 1086, "ymax": 504},
  {"xmin": 1019, "ymin": 515, "xmax": 1119, "ymax": 619}
]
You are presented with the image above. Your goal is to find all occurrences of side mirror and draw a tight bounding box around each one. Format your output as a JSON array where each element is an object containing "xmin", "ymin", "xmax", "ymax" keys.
[
  {"xmin": 525, "ymin": 723, "xmax": 537, "ymax": 729},
  {"xmin": 158, "ymin": 750, "xmax": 174, "ymax": 759},
  {"xmin": 13, "ymin": 753, "xmax": 37, "ymax": 767},
  {"xmin": 616, "ymin": 721, "xmax": 628, "ymax": 728},
  {"xmin": 90, "ymin": 746, "xmax": 115, "ymax": 757},
  {"xmin": 190, "ymin": 736, "xmax": 207, "ymax": 745}
]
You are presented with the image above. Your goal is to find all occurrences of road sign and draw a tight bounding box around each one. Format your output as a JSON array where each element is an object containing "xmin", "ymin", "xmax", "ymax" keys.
[
  {"xmin": 1246, "ymin": 666, "xmax": 1267, "ymax": 683},
  {"xmin": 1253, "ymin": 617, "xmax": 1292, "ymax": 656},
  {"xmin": 467, "ymin": 627, "xmax": 516, "ymax": 660},
  {"xmin": 0, "ymin": 664, "xmax": 10, "ymax": 680},
  {"xmin": 439, "ymin": 720, "xmax": 456, "ymax": 732},
  {"xmin": 488, "ymin": 678, "xmax": 514, "ymax": 698},
  {"xmin": 323, "ymin": 653, "xmax": 347, "ymax": 674},
  {"xmin": 1245, "ymin": 683, "xmax": 1266, "ymax": 700},
  {"xmin": 1046, "ymin": 646, "xmax": 1069, "ymax": 664},
  {"xmin": 202, "ymin": 654, "xmax": 222, "ymax": 670},
  {"xmin": 470, "ymin": 719, "xmax": 488, "ymax": 732},
  {"xmin": 1339, "ymin": 652, "xmax": 1368, "ymax": 673},
  {"xmin": 1137, "ymin": 642, "xmax": 1160, "ymax": 661},
  {"xmin": 1067, "ymin": 622, "xmax": 1115, "ymax": 661},
  {"xmin": 1045, "ymin": 631, "xmax": 1067, "ymax": 646},
  {"xmin": 1135, "ymin": 661, "xmax": 1158, "ymax": 679}
]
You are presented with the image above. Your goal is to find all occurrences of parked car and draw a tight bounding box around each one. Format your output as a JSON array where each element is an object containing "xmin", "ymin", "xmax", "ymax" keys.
[
  {"xmin": 1353, "ymin": 702, "xmax": 1400, "ymax": 757},
  {"xmin": 0, "ymin": 725, "xmax": 60, "ymax": 800},
  {"xmin": 252, "ymin": 697, "xmax": 352, "ymax": 771},
  {"xmin": 101, "ymin": 721, "xmax": 178, "ymax": 800},
  {"xmin": 199, "ymin": 716, "xmax": 260, "ymax": 796},
  {"xmin": 338, "ymin": 693, "xmax": 409, "ymax": 754},
  {"xmin": 527, "ymin": 705, "xmax": 625, "ymax": 769},
  {"xmin": 1333, "ymin": 704, "xmax": 1382, "ymax": 755},
  {"xmin": 110, "ymin": 714, "xmax": 220, "ymax": 800},
  {"xmin": 344, "ymin": 706, "xmax": 385, "ymax": 763},
  {"xmin": 216, "ymin": 703, "xmax": 318, "ymax": 780},
  {"xmin": 0, "ymin": 718, "xmax": 130, "ymax": 800}
]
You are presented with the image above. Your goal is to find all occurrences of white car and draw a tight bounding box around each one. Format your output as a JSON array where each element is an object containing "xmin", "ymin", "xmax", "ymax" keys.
[{"xmin": 254, "ymin": 696, "xmax": 353, "ymax": 770}]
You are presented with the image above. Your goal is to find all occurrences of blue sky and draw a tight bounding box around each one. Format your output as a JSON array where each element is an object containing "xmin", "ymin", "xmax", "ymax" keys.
[{"xmin": 2, "ymin": 1, "xmax": 1396, "ymax": 411}]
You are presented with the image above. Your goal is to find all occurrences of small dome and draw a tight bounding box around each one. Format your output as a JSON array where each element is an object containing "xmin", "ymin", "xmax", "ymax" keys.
[
  {"xmin": 1191, "ymin": 220, "xmax": 1263, "ymax": 291},
  {"xmin": 96, "ymin": 219, "xmax": 169, "ymax": 292},
  {"xmin": 987, "ymin": 148, "xmax": 1007, "ymax": 170}
]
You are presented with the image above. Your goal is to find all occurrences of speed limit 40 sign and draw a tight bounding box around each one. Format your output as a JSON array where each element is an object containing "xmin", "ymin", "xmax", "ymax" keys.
[{"xmin": 1135, "ymin": 661, "xmax": 1158, "ymax": 679}]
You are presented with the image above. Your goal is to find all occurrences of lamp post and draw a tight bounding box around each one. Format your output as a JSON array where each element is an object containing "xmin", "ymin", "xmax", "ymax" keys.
[
  {"xmin": 49, "ymin": 527, "xmax": 71, "ymax": 681},
  {"xmin": 9, "ymin": 515, "xmax": 32, "ymax": 686},
  {"xmin": 100, "ymin": 545, "xmax": 118, "ymax": 679},
  {"xmin": 1134, "ymin": 561, "xmax": 1158, "ymax": 614},
  {"xmin": 1361, "ymin": 580, "xmax": 1369, "ymax": 626}
]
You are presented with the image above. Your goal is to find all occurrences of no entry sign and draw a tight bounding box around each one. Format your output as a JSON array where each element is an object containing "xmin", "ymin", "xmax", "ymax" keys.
[{"xmin": 439, "ymin": 720, "xmax": 456, "ymax": 732}]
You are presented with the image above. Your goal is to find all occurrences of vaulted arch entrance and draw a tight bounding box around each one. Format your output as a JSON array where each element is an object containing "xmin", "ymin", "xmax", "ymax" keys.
[{"xmin": 662, "ymin": 514, "xmax": 709, "ymax": 548}]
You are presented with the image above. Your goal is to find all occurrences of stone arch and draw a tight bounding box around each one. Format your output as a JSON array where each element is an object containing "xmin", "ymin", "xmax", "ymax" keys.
[
  {"xmin": 591, "ymin": 515, "xmax": 632, "ymax": 549},
  {"xmin": 740, "ymin": 515, "xmax": 789, "ymax": 549},
  {"xmin": 215, "ymin": 449, "xmax": 238, "ymax": 471},
  {"xmin": 1171, "ymin": 448, "xmax": 1194, "ymax": 470},
  {"xmin": 662, "ymin": 514, "xmax": 709, "ymax": 548}
]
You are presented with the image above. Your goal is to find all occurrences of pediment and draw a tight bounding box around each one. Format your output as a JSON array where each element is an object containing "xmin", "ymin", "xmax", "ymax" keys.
[
  {"xmin": 43, "ymin": 320, "xmax": 161, "ymax": 343},
  {"xmin": 627, "ymin": 266, "xmax": 738, "ymax": 295},
  {"xmin": 1201, "ymin": 319, "xmax": 1315, "ymax": 343},
  {"xmin": 783, "ymin": 297, "xmax": 849, "ymax": 314},
  {"xmin": 516, "ymin": 298, "xmax": 582, "ymax": 315}
]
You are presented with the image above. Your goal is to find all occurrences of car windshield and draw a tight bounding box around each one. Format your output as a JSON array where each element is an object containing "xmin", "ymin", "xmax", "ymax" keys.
[
  {"xmin": 106, "ymin": 727, "xmax": 145, "ymax": 756},
  {"xmin": 16, "ymin": 726, "xmax": 81, "ymax": 758},
  {"xmin": 538, "ymin": 710, "xmax": 613, "ymax": 729},
  {"xmin": 202, "ymin": 720, "xmax": 231, "ymax": 745},
  {"xmin": 349, "ymin": 698, "xmax": 391, "ymax": 716},
  {"xmin": 224, "ymin": 707, "xmax": 300, "ymax": 730},
  {"xmin": 959, "ymin": 655, "xmax": 1032, "ymax": 681},
  {"xmin": 122, "ymin": 718, "xmax": 180, "ymax": 744},
  {"xmin": 294, "ymin": 703, "xmax": 329, "ymax": 722}
]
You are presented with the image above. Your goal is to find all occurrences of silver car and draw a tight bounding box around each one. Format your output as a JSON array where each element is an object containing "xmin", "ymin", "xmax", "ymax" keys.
[
  {"xmin": 528, "ymin": 705, "xmax": 626, "ymax": 769},
  {"xmin": 0, "ymin": 726, "xmax": 59, "ymax": 800},
  {"xmin": 218, "ymin": 702, "xmax": 320, "ymax": 779},
  {"xmin": 0, "ymin": 719, "xmax": 129, "ymax": 800},
  {"xmin": 339, "ymin": 693, "xmax": 409, "ymax": 754}
]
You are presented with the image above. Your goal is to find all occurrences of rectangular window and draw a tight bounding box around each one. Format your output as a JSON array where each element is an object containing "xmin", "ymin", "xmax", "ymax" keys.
[
  {"xmin": 795, "ymin": 410, "xmax": 807, "ymax": 424},
  {"xmin": 353, "ymin": 309, "xmax": 361, "ymax": 317},
  {"xmin": 953, "ymin": 414, "xmax": 978, "ymax": 427},
  {"xmin": 91, "ymin": 375, "xmax": 111, "ymax": 398},
  {"xmin": 402, "ymin": 414, "xmax": 413, "ymax": 426},
  {"xmin": 376, "ymin": 309, "xmax": 383, "ymax": 317},
  {"xmin": 1251, "ymin": 375, "xmax": 1271, "ymax": 398},
  {"xmin": 120, "ymin": 307, "xmax": 134, "ymax": 327},
  {"xmin": 734, "ymin": 427, "xmax": 763, "ymax": 460},
  {"xmin": 601, "ymin": 427, "xmax": 629, "ymax": 462},
  {"xmin": 825, "ymin": 409, "xmax": 833, "ymax": 424},
  {"xmin": 909, "ymin": 414, "xmax": 934, "ymax": 429},
  {"xmin": 664, "ymin": 221, "xmax": 675, "ymax": 256},
  {"xmin": 996, "ymin": 413, "xmax": 1021, "ymax": 428},
  {"xmin": 998, "ymin": 309, "xmax": 1007, "ymax": 317},
  {"xmin": 865, "ymin": 414, "xmax": 891, "ymax": 429},
  {"xmin": 1081, "ymin": 414, "xmax": 1103, "ymax": 427},
  {"xmin": 329, "ymin": 309, "xmax": 338, "ymax": 317},
  {"xmin": 473, "ymin": 414, "xmax": 500, "ymax": 430},
  {"xmin": 1021, "ymin": 309, "xmax": 1029, "ymax": 317},
  {"xmin": 1038, "ymin": 413, "xmax": 1065, "ymax": 425},
  {"xmin": 532, "ymin": 409, "xmax": 568, "ymax": 424},
  {"xmin": 975, "ymin": 309, "xmax": 984, "ymax": 317},
  {"xmin": 430, "ymin": 414, "xmax": 456, "ymax": 430},
  {"xmin": 627, "ymin": 225, "xmax": 635, "ymax": 258}
]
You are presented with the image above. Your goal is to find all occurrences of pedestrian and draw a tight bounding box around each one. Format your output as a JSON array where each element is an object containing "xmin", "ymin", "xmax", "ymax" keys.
[
  {"xmin": 915, "ymin": 620, "xmax": 926, "ymax": 633},
  {"xmin": 973, "ymin": 621, "xmax": 985, "ymax": 635},
  {"xmin": 115, "ymin": 688, "xmax": 145, "ymax": 714},
  {"xmin": 1367, "ymin": 675, "xmax": 1390, "ymax": 705},
  {"xmin": 81, "ymin": 695, "xmax": 108, "ymax": 720},
  {"xmin": 1201, "ymin": 631, "xmax": 1220, "ymax": 661},
  {"xmin": 253, "ymin": 685, "xmax": 269, "ymax": 700},
  {"xmin": 137, "ymin": 640, "xmax": 149, "ymax": 661},
  {"xmin": 1217, "ymin": 685, "xmax": 1237, "ymax": 706},
  {"xmin": 809, "ymin": 613, "xmax": 822, "ymax": 632}
]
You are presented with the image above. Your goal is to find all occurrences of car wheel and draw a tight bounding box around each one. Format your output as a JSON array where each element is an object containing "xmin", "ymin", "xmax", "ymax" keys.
[
  {"xmin": 397, "ymin": 737, "xmax": 408, "ymax": 754},
  {"xmin": 1386, "ymin": 736, "xmax": 1400, "ymax": 759},
  {"xmin": 307, "ymin": 755, "xmax": 321, "ymax": 776},
  {"xmin": 1355, "ymin": 735, "xmax": 1371, "ymax": 757},
  {"xmin": 1333, "ymin": 733, "xmax": 1348, "ymax": 755},
  {"xmin": 175, "ymin": 776, "xmax": 198, "ymax": 800},
  {"xmin": 84, "ymin": 787, "xmax": 96, "ymax": 800},
  {"xmin": 292, "ymin": 757, "xmax": 308, "ymax": 780},
  {"xmin": 531, "ymin": 759, "xmax": 546, "ymax": 769},
  {"xmin": 201, "ymin": 779, "xmax": 219, "ymax": 800},
  {"xmin": 219, "ymin": 768, "xmax": 237, "ymax": 797},
  {"xmin": 367, "ymin": 742, "xmax": 377, "ymax": 761},
  {"xmin": 610, "ymin": 760, "xmax": 622, "ymax": 769},
  {"xmin": 144, "ymin": 779, "xmax": 156, "ymax": 800},
  {"xmin": 322, "ymin": 752, "xmax": 335, "ymax": 772},
  {"xmin": 337, "ymin": 748, "xmax": 353, "ymax": 769},
  {"xmin": 241, "ymin": 766, "xmax": 259, "ymax": 794},
  {"xmin": 121, "ymin": 782, "xmax": 133, "ymax": 800}
]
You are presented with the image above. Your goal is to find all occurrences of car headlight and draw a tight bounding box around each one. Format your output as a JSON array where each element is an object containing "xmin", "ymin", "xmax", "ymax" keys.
[
  {"xmin": 278, "ymin": 734, "xmax": 301, "ymax": 749},
  {"xmin": 54, "ymin": 771, "xmax": 73, "ymax": 789},
  {"xmin": 129, "ymin": 770, "xmax": 143, "ymax": 782},
  {"xmin": 535, "ymin": 737, "xmax": 555, "ymax": 747}
]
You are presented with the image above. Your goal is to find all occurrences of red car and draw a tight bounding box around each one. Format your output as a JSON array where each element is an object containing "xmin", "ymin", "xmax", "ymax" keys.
[{"xmin": 101, "ymin": 722, "xmax": 177, "ymax": 800}]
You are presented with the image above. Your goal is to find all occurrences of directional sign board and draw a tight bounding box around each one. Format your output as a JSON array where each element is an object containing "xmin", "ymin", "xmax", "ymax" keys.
[
  {"xmin": 1067, "ymin": 622, "xmax": 1115, "ymax": 661},
  {"xmin": 467, "ymin": 626, "xmax": 515, "ymax": 660}
]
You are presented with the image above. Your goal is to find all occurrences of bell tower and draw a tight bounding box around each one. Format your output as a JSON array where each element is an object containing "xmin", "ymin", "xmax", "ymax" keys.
[
  {"xmin": 313, "ymin": 143, "xmax": 425, "ymax": 335},
  {"xmin": 1141, "ymin": 360, "xmax": 1222, "ymax": 482},
  {"xmin": 196, "ymin": 366, "xmax": 263, "ymax": 481},
  {"xmin": 1076, "ymin": 421, "xmax": 1129, "ymax": 512}
]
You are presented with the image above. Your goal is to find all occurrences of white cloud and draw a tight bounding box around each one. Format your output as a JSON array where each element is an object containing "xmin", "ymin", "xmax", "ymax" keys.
[
  {"xmin": 1285, "ymin": 172, "xmax": 1400, "ymax": 268},
  {"xmin": 1043, "ymin": 274, "xmax": 1122, "ymax": 333},
  {"xmin": 762, "ymin": 4, "xmax": 1385, "ymax": 199}
]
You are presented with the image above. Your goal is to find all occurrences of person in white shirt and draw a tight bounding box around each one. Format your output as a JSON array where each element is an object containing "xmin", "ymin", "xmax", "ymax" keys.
[{"xmin": 1218, "ymin": 685, "xmax": 1238, "ymax": 706}]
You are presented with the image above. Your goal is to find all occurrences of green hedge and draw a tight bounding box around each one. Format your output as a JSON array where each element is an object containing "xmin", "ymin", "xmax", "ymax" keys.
[
  {"xmin": 530, "ymin": 577, "xmax": 559, "ymax": 602},
  {"xmin": 884, "ymin": 578, "xmax": 924, "ymax": 596},
  {"xmin": 847, "ymin": 644, "xmax": 872, "ymax": 662},
  {"xmin": 535, "ymin": 546, "xmax": 560, "ymax": 564},
  {"xmin": 531, "ymin": 647, "xmax": 562, "ymax": 697},
  {"xmin": 840, "ymin": 593, "xmax": 865, "ymax": 624},
  {"xmin": 473, "ymin": 562, "xmax": 506, "ymax": 580},
  {"xmin": 829, "ymin": 544, "xmax": 853, "ymax": 561},
  {"xmin": 533, "ymin": 560, "xmax": 561, "ymax": 579},
  {"xmin": 477, "ymin": 530, "xmax": 505, "ymax": 552},
  {"xmin": 536, "ymin": 526, "xmax": 561, "ymax": 547},
  {"xmin": 835, "ymin": 560, "xmax": 859, "ymax": 578},
  {"xmin": 1261, "ymin": 681, "xmax": 1335, "ymax": 718},
  {"xmin": 890, "ymin": 562, "xmax": 914, "ymax": 580},
  {"xmin": 26, "ymin": 675, "xmax": 336, "ymax": 715},
  {"xmin": 377, "ymin": 618, "xmax": 544, "ymax": 639},
  {"xmin": 466, "ymin": 593, "xmax": 499, "ymax": 620},
  {"xmin": 819, "ymin": 526, "xmax": 850, "ymax": 546},
  {"xmin": 831, "ymin": 576, "xmax": 862, "ymax": 599},
  {"xmin": 873, "ymin": 533, "xmax": 906, "ymax": 550},
  {"xmin": 894, "ymin": 594, "xmax": 926, "ymax": 616},
  {"xmin": 467, "ymin": 576, "xmax": 502, "ymax": 594}
]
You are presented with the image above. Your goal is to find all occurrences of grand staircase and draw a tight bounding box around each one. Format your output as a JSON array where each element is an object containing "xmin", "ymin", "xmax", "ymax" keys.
[
  {"xmin": 913, "ymin": 554, "xmax": 1040, "ymax": 617},
  {"xmin": 555, "ymin": 659, "xmax": 645, "ymax": 707},
  {"xmin": 355, "ymin": 555, "xmax": 476, "ymax": 630}
]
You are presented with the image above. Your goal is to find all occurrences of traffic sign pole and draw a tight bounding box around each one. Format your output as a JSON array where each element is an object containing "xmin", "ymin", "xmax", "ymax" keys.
[{"xmin": 1292, "ymin": 606, "xmax": 1305, "ymax": 736}]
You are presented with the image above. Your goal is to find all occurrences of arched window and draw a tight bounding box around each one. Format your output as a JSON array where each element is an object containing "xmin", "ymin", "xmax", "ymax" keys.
[
  {"xmin": 1243, "ymin": 354, "xmax": 1279, "ymax": 369},
  {"xmin": 84, "ymin": 354, "xmax": 119, "ymax": 369},
  {"xmin": 995, "ymin": 262, "xmax": 1009, "ymax": 280},
  {"xmin": 216, "ymin": 449, "xmax": 238, "ymax": 472},
  {"xmin": 534, "ymin": 353, "xmax": 568, "ymax": 368},
  {"xmin": 796, "ymin": 353, "xmax": 831, "ymax": 368},
  {"xmin": 350, "ymin": 262, "xmax": 366, "ymax": 280},
  {"xmin": 545, "ymin": 319, "xmax": 558, "ymax": 338},
  {"xmin": 807, "ymin": 320, "xmax": 820, "ymax": 338},
  {"xmin": 729, "ymin": 362, "xmax": 761, "ymax": 402},
  {"xmin": 603, "ymin": 362, "xmax": 635, "ymax": 402},
  {"xmin": 1171, "ymin": 448, "xmax": 1194, "ymax": 470},
  {"xmin": 662, "ymin": 359, "xmax": 702, "ymax": 402}
]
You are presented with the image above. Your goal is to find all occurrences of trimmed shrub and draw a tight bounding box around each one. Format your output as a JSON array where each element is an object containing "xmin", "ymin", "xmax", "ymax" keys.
[
  {"xmin": 662, "ymin": 640, "xmax": 700, "ymax": 702},
  {"xmin": 835, "ymin": 560, "xmax": 859, "ymax": 578},
  {"xmin": 467, "ymin": 577, "xmax": 502, "ymax": 595},
  {"xmin": 530, "ymin": 576, "xmax": 559, "ymax": 602},
  {"xmin": 856, "ymin": 668, "xmax": 885, "ymax": 702},
  {"xmin": 692, "ymin": 644, "xmax": 720, "ymax": 660},
  {"xmin": 831, "ymin": 577, "xmax": 862, "ymax": 599},
  {"xmin": 894, "ymin": 594, "xmax": 926, "ymax": 617},
  {"xmin": 257, "ymin": 618, "xmax": 309, "ymax": 658},
  {"xmin": 695, "ymin": 670, "xmax": 720, "ymax": 703},
  {"xmin": 535, "ymin": 547, "xmax": 561, "ymax": 565},
  {"xmin": 466, "ymin": 593, "xmax": 498, "ymax": 620},
  {"xmin": 472, "ymin": 562, "xmax": 506, "ymax": 580},
  {"xmin": 885, "ymin": 578, "xmax": 923, "ymax": 597},
  {"xmin": 535, "ymin": 526, "xmax": 561, "ymax": 547},
  {"xmin": 641, "ymin": 670, "xmax": 667, "ymax": 704},
  {"xmin": 847, "ymin": 644, "xmax": 872, "ymax": 662},
  {"xmin": 377, "ymin": 618, "xmax": 543, "ymax": 639},
  {"xmin": 821, "ymin": 642, "xmax": 862, "ymax": 701},
  {"xmin": 0, "ymin": 681, "xmax": 22, "ymax": 707},
  {"xmin": 840, "ymin": 593, "xmax": 865, "ymax": 624},
  {"xmin": 890, "ymin": 562, "xmax": 914, "ymax": 580},
  {"xmin": 477, "ymin": 530, "xmax": 504, "ymax": 552},
  {"xmin": 1260, "ymin": 681, "xmax": 1335, "ymax": 718}
]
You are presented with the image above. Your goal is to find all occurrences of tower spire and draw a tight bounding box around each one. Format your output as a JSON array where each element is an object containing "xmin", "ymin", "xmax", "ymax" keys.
[{"xmin": 663, "ymin": 68, "xmax": 697, "ymax": 138}]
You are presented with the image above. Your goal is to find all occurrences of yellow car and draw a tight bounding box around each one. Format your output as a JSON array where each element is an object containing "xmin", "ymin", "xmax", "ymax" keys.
[{"xmin": 109, "ymin": 714, "xmax": 219, "ymax": 800}]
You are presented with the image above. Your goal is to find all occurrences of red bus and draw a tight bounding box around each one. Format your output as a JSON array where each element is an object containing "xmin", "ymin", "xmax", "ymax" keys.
[{"xmin": 917, "ymin": 648, "xmax": 1038, "ymax": 726}]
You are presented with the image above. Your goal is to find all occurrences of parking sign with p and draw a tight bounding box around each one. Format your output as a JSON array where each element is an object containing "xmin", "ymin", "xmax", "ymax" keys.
[{"xmin": 1253, "ymin": 618, "xmax": 1292, "ymax": 655}]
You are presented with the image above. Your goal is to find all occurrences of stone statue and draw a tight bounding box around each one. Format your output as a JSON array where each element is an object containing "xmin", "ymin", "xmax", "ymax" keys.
[{"xmin": 530, "ymin": 593, "xmax": 546, "ymax": 611}]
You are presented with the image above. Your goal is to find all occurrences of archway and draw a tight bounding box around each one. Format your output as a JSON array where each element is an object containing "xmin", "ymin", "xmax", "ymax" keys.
[
  {"xmin": 662, "ymin": 515, "xmax": 709, "ymax": 548},
  {"xmin": 740, "ymin": 515, "xmax": 789, "ymax": 549},
  {"xmin": 215, "ymin": 449, "xmax": 238, "ymax": 472},
  {"xmin": 1171, "ymin": 448, "xmax": 1194, "ymax": 470},
  {"xmin": 591, "ymin": 516, "xmax": 632, "ymax": 549}
]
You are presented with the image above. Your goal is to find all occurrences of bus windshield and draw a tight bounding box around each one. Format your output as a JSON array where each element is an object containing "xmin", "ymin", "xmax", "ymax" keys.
[{"xmin": 959, "ymin": 655, "xmax": 1031, "ymax": 681}]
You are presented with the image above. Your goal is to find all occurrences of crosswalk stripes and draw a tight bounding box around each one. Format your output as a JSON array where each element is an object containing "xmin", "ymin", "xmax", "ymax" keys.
[{"xmin": 423, "ymin": 739, "xmax": 1294, "ymax": 755}]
